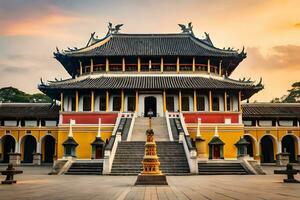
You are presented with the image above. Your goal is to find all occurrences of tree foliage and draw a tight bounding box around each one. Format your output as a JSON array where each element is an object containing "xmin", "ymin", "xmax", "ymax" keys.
[
  {"xmin": 0, "ymin": 87, "xmax": 52, "ymax": 103},
  {"xmin": 271, "ymin": 81, "xmax": 300, "ymax": 103}
]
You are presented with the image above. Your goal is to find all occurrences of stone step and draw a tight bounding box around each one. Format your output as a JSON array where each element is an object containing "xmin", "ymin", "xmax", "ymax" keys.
[
  {"xmin": 198, "ymin": 163, "xmax": 248, "ymax": 175},
  {"xmin": 66, "ymin": 162, "xmax": 103, "ymax": 175},
  {"xmin": 111, "ymin": 141, "xmax": 190, "ymax": 175},
  {"xmin": 65, "ymin": 172, "xmax": 102, "ymax": 175}
]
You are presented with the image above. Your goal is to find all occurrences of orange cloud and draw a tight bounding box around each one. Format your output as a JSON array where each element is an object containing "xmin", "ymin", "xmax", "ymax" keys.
[{"xmin": 0, "ymin": 14, "xmax": 83, "ymax": 37}]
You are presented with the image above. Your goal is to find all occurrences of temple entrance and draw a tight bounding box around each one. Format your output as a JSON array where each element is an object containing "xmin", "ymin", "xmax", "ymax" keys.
[
  {"xmin": 144, "ymin": 96, "xmax": 157, "ymax": 117},
  {"xmin": 43, "ymin": 135, "xmax": 55, "ymax": 163},
  {"xmin": 260, "ymin": 135, "xmax": 274, "ymax": 163},
  {"xmin": 95, "ymin": 146, "xmax": 103, "ymax": 159},
  {"xmin": 22, "ymin": 135, "xmax": 37, "ymax": 163},
  {"xmin": 166, "ymin": 96, "xmax": 174, "ymax": 112},
  {"xmin": 281, "ymin": 135, "xmax": 296, "ymax": 163},
  {"xmin": 2, "ymin": 135, "xmax": 15, "ymax": 163},
  {"xmin": 213, "ymin": 145, "xmax": 221, "ymax": 159},
  {"xmin": 244, "ymin": 135, "xmax": 254, "ymax": 157}
]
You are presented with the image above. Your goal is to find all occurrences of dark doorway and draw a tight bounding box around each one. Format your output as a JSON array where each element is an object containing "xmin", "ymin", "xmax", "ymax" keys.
[
  {"xmin": 282, "ymin": 135, "xmax": 296, "ymax": 163},
  {"xmin": 2, "ymin": 135, "xmax": 15, "ymax": 163},
  {"xmin": 144, "ymin": 96, "xmax": 157, "ymax": 117},
  {"xmin": 113, "ymin": 96, "xmax": 121, "ymax": 111},
  {"xmin": 127, "ymin": 96, "xmax": 136, "ymax": 112},
  {"xmin": 213, "ymin": 145, "xmax": 221, "ymax": 159},
  {"xmin": 43, "ymin": 135, "xmax": 55, "ymax": 163},
  {"xmin": 260, "ymin": 136, "xmax": 274, "ymax": 163},
  {"xmin": 23, "ymin": 135, "xmax": 37, "ymax": 163},
  {"xmin": 244, "ymin": 135, "xmax": 254, "ymax": 157},
  {"xmin": 166, "ymin": 96, "xmax": 174, "ymax": 112},
  {"xmin": 95, "ymin": 146, "xmax": 103, "ymax": 159}
]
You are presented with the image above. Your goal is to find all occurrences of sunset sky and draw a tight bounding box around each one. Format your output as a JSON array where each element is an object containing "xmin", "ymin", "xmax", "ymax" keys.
[{"xmin": 0, "ymin": 0, "xmax": 299, "ymax": 102}]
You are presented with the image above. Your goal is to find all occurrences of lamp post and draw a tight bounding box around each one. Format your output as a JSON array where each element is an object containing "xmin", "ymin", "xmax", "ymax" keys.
[{"xmin": 147, "ymin": 109, "xmax": 154, "ymax": 129}]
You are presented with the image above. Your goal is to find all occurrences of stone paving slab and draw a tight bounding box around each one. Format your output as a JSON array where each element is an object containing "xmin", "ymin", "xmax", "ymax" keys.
[{"xmin": 0, "ymin": 166, "xmax": 299, "ymax": 200}]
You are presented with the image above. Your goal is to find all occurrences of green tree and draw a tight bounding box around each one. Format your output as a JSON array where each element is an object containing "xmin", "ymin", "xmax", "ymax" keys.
[
  {"xmin": 0, "ymin": 87, "xmax": 52, "ymax": 103},
  {"xmin": 282, "ymin": 82, "xmax": 300, "ymax": 103}
]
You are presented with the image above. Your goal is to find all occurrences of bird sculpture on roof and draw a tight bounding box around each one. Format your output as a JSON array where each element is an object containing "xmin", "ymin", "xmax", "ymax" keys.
[
  {"xmin": 178, "ymin": 22, "xmax": 194, "ymax": 35},
  {"xmin": 107, "ymin": 22, "xmax": 123, "ymax": 34}
]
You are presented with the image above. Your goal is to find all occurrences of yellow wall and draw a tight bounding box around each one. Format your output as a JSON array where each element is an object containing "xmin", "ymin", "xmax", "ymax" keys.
[
  {"xmin": 188, "ymin": 126, "xmax": 244, "ymax": 159},
  {"xmin": 187, "ymin": 125, "xmax": 300, "ymax": 160},
  {"xmin": 57, "ymin": 126, "xmax": 113, "ymax": 159},
  {"xmin": 0, "ymin": 127, "xmax": 58, "ymax": 161}
]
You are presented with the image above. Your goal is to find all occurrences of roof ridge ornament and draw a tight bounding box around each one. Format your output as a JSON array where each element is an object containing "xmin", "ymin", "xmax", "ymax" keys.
[
  {"xmin": 107, "ymin": 22, "xmax": 123, "ymax": 35},
  {"xmin": 178, "ymin": 22, "xmax": 194, "ymax": 35}
]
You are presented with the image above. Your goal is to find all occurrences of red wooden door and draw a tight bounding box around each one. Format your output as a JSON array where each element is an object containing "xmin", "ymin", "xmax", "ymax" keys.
[
  {"xmin": 213, "ymin": 145, "xmax": 220, "ymax": 159},
  {"xmin": 95, "ymin": 146, "xmax": 102, "ymax": 159}
]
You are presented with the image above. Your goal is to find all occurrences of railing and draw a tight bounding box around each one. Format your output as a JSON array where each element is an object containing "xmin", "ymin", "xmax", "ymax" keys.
[
  {"xmin": 80, "ymin": 63, "xmax": 221, "ymax": 75},
  {"xmin": 165, "ymin": 111, "xmax": 174, "ymax": 141},
  {"xmin": 178, "ymin": 112, "xmax": 198, "ymax": 174},
  {"xmin": 102, "ymin": 112, "xmax": 122, "ymax": 174},
  {"xmin": 126, "ymin": 112, "xmax": 137, "ymax": 141}
]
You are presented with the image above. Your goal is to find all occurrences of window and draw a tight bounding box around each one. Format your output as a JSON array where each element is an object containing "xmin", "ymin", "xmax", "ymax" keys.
[
  {"xmin": 84, "ymin": 66, "xmax": 90, "ymax": 74},
  {"xmin": 99, "ymin": 96, "xmax": 106, "ymax": 111},
  {"xmin": 259, "ymin": 120, "xmax": 272, "ymax": 126},
  {"xmin": 127, "ymin": 96, "xmax": 135, "ymax": 111},
  {"xmin": 182, "ymin": 96, "xmax": 190, "ymax": 111},
  {"xmin": 4, "ymin": 121, "xmax": 17, "ymax": 126},
  {"xmin": 25, "ymin": 120, "xmax": 37, "ymax": 127},
  {"xmin": 278, "ymin": 120, "xmax": 294, "ymax": 126},
  {"xmin": 226, "ymin": 95, "xmax": 232, "ymax": 111},
  {"xmin": 71, "ymin": 96, "xmax": 76, "ymax": 111},
  {"xmin": 45, "ymin": 120, "xmax": 57, "ymax": 127},
  {"xmin": 212, "ymin": 97, "xmax": 220, "ymax": 111},
  {"xmin": 113, "ymin": 96, "xmax": 121, "ymax": 111},
  {"xmin": 83, "ymin": 95, "xmax": 91, "ymax": 111},
  {"xmin": 166, "ymin": 96, "xmax": 175, "ymax": 112},
  {"xmin": 197, "ymin": 96, "xmax": 205, "ymax": 111},
  {"xmin": 243, "ymin": 120, "xmax": 252, "ymax": 126}
]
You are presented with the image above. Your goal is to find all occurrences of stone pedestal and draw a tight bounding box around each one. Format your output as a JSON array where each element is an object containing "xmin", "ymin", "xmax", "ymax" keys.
[
  {"xmin": 9, "ymin": 153, "xmax": 21, "ymax": 166},
  {"xmin": 33, "ymin": 153, "xmax": 42, "ymax": 165},
  {"xmin": 135, "ymin": 174, "xmax": 168, "ymax": 185},
  {"xmin": 276, "ymin": 152, "xmax": 290, "ymax": 166}
]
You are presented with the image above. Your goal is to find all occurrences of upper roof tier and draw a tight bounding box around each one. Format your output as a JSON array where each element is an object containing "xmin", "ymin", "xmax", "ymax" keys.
[
  {"xmin": 55, "ymin": 33, "xmax": 245, "ymax": 58},
  {"xmin": 54, "ymin": 23, "xmax": 246, "ymax": 77}
]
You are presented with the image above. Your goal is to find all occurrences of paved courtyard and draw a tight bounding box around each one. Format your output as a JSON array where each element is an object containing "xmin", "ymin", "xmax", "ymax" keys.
[{"xmin": 0, "ymin": 165, "xmax": 300, "ymax": 200}]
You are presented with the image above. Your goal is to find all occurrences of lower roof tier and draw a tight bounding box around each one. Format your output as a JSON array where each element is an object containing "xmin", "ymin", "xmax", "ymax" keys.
[{"xmin": 39, "ymin": 75, "xmax": 263, "ymax": 100}]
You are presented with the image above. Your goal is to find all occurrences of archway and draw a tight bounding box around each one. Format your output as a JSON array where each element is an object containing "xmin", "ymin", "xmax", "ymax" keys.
[
  {"xmin": 144, "ymin": 96, "xmax": 157, "ymax": 117},
  {"xmin": 22, "ymin": 135, "xmax": 37, "ymax": 163},
  {"xmin": 42, "ymin": 135, "xmax": 55, "ymax": 163},
  {"xmin": 2, "ymin": 135, "xmax": 15, "ymax": 163},
  {"xmin": 244, "ymin": 135, "xmax": 254, "ymax": 157},
  {"xmin": 281, "ymin": 135, "xmax": 296, "ymax": 163},
  {"xmin": 260, "ymin": 135, "xmax": 275, "ymax": 163}
]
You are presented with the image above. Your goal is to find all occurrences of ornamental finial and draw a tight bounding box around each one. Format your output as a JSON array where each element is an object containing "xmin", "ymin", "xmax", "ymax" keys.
[
  {"xmin": 178, "ymin": 22, "xmax": 193, "ymax": 35},
  {"xmin": 107, "ymin": 22, "xmax": 123, "ymax": 34}
]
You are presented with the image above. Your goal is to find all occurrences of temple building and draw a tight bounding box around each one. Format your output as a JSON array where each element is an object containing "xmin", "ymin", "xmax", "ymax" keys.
[{"xmin": 0, "ymin": 23, "xmax": 299, "ymax": 175}]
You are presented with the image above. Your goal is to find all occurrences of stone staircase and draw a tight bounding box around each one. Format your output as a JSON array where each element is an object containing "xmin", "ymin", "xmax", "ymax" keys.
[
  {"xmin": 65, "ymin": 162, "xmax": 103, "ymax": 175},
  {"xmin": 111, "ymin": 141, "xmax": 190, "ymax": 175},
  {"xmin": 198, "ymin": 162, "xmax": 249, "ymax": 175},
  {"xmin": 131, "ymin": 117, "xmax": 169, "ymax": 141}
]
